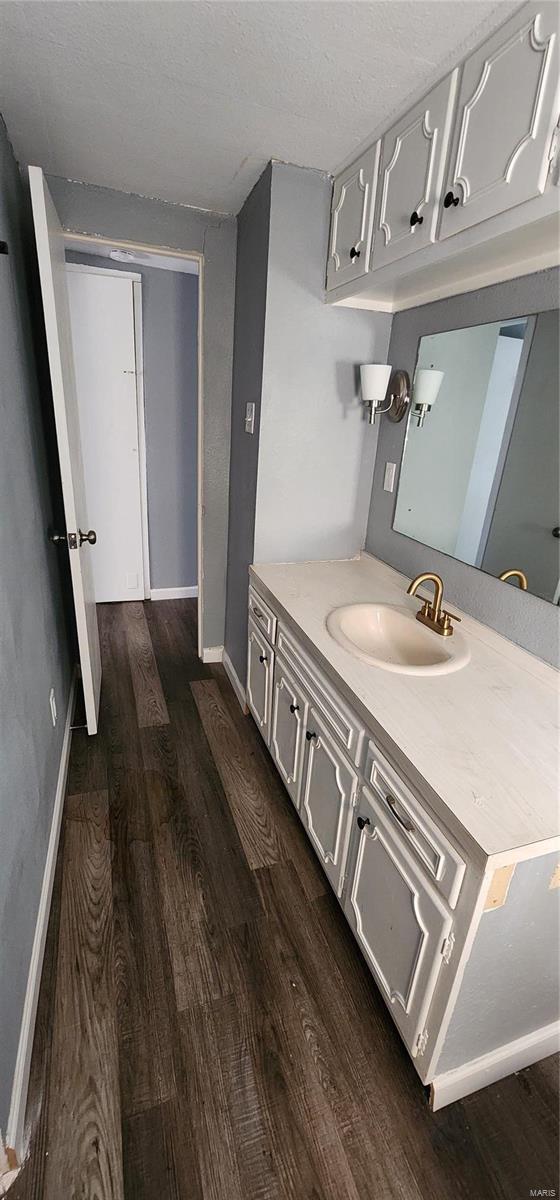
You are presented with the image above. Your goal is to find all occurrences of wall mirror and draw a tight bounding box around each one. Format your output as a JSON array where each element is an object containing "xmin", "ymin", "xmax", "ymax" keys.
[{"xmin": 393, "ymin": 310, "xmax": 560, "ymax": 604}]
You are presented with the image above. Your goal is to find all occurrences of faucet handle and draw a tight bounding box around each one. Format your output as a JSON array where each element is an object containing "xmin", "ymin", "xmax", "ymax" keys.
[
  {"xmin": 440, "ymin": 609, "xmax": 461, "ymax": 635},
  {"xmin": 442, "ymin": 610, "xmax": 461, "ymax": 623}
]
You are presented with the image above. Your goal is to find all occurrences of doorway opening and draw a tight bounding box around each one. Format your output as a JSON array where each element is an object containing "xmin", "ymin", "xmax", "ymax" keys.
[{"xmin": 64, "ymin": 241, "xmax": 200, "ymax": 617}]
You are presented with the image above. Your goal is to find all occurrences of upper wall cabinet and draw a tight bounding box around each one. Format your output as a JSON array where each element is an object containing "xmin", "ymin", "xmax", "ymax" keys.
[
  {"xmin": 371, "ymin": 72, "xmax": 459, "ymax": 271},
  {"xmin": 326, "ymin": 2, "xmax": 560, "ymax": 311},
  {"xmin": 440, "ymin": 5, "xmax": 560, "ymax": 239},
  {"xmin": 326, "ymin": 142, "xmax": 380, "ymax": 291}
]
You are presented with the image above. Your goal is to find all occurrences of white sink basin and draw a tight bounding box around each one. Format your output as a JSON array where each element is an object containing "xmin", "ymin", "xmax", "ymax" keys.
[{"xmin": 326, "ymin": 603, "xmax": 470, "ymax": 676}]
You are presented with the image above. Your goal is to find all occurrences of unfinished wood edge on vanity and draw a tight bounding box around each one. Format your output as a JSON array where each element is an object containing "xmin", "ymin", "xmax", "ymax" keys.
[
  {"xmin": 201, "ymin": 645, "xmax": 223, "ymax": 664},
  {"xmin": 429, "ymin": 1022, "xmax": 560, "ymax": 1110},
  {"xmin": 150, "ymin": 585, "xmax": 199, "ymax": 600},
  {"xmin": 222, "ymin": 648, "xmax": 248, "ymax": 713},
  {"xmin": 5, "ymin": 670, "xmax": 77, "ymax": 1164}
]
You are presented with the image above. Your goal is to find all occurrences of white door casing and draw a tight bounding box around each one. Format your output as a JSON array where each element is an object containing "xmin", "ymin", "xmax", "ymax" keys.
[
  {"xmin": 270, "ymin": 658, "xmax": 309, "ymax": 809},
  {"xmin": 372, "ymin": 72, "xmax": 458, "ymax": 270},
  {"xmin": 326, "ymin": 143, "xmax": 380, "ymax": 290},
  {"xmin": 346, "ymin": 784, "xmax": 453, "ymax": 1055},
  {"xmin": 246, "ymin": 619, "xmax": 274, "ymax": 744},
  {"xmin": 66, "ymin": 267, "xmax": 147, "ymax": 603},
  {"xmin": 301, "ymin": 707, "xmax": 358, "ymax": 896},
  {"xmin": 440, "ymin": 5, "xmax": 560, "ymax": 239},
  {"xmin": 29, "ymin": 166, "xmax": 102, "ymax": 735}
]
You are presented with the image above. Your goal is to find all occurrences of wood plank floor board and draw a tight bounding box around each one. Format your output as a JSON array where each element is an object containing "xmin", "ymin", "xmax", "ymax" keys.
[
  {"xmin": 13, "ymin": 598, "xmax": 558, "ymax": 1200},
  {"xmin": 42, "ymin": 794, "xmax": 124, "ymax": 1200},
  {"xmin": 122, "ymin": 601, "xmax": 169, "ymax": 728},
  {"xmin": 192, "ymin": 678, "xmax": 287, "ymax": 869}
]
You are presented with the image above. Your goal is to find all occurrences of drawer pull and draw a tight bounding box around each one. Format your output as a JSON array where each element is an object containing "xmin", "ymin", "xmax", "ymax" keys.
[
  {"xmin": 385, "ymin": 793, "xmax": 415, "ymax": 833},
  {"xmin": 306, "ymin": 730, "xmax": 317, "ymax": 742},
  {"xmin": 259, "ymin": 654, "xmax": 267, "ymax": 664},
  {"xmin": 357, "ymin": 816, "xmax": 370, "ymax": 831},
  {"xmin": 290, "ymin": 703, "xmax": 299, "ymax": 714},
  {"xmin": 253, "ymin": 606, "xmax": 265, "ymax": 620}
]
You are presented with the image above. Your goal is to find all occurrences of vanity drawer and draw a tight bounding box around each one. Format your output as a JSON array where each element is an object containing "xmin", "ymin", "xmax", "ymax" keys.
[
  {"xmin": 277, "ymin": 623, "xmax": 364, "ymax": 765},
  {"xmin": 249, "ymin": 585, "xmax": 277, "ymax": 645},
  {"xmin": 365, "ymin": 741, "xmax": 465, "ymax": 909}
]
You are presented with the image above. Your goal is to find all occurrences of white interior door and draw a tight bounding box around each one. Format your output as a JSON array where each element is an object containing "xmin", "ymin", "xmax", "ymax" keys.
[
  {"xmin": 66, "ymin": 267, "xmax": 146, "ymax": 603},
  {"xmin": 29, "ymin": 166, "xmax": 101, "ymax": 735}
]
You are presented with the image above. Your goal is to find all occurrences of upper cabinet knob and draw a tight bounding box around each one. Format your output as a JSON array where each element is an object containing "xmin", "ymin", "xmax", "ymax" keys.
[
  {"xmin": 349, "ymin": 246, "xmax": 361, "ymax": 261},
  {"xmin": 443, "ymin": 191, "xmax": 460, "ymax": 209},
  {"xmin": 410, "ymin": 210, "xmax": 424, "ymax": 227}
]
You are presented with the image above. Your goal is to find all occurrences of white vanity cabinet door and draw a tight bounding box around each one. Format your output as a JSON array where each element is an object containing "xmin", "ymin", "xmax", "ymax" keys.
[
  {"xmin": 301, "ymin": 707, "xmax": 358, "ymax": 897},
  {"xmin": 345, "ymin": 784, "xmax": 453, "ymax": 1057},
  {"xmin": 371, "ymin": 73, "xmax": 458, "ymax": 270},
  {"xmin": 270, "ymin": 658, "xmax": 309, "ymax": 809},
  {"xmin": 439, "ymin": 4, "xmax": 560, "ymax": 239},
  {"xmin": 247, "ymin": 618, "xmax": 274, "ymax": 745},
  {"xmin": 326, "ymin": 143, "xmax": 380, "ymax": 291}
]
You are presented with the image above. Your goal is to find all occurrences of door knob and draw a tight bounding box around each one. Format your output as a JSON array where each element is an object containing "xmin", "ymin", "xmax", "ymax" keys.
[
  {"xmin": 79, "ymin": 529, "xmax": 97, "ymax": 546},
  {"xmin": 443, "ymin": 190, "xmax": 460, "ymax": 208},
  {"xmin": 410, "ymin": 210, "xmax": 423, "ymax": 227},
  {"xmin": 357, "ymin": 816, "xmax": 370, "ymax": 830},
  {"xmin": 49, "ymin": 530, "xmax": 66, "ymax": 545}
]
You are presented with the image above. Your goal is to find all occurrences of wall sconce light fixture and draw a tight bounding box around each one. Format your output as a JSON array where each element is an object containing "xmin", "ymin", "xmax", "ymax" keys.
[
  {"xmin": 359, "ymin": 365, "xmax": 411, "ymax": 425},
  {"xmin": 412, "ymin": 367, "xmax": 444, "ymax": 427}
]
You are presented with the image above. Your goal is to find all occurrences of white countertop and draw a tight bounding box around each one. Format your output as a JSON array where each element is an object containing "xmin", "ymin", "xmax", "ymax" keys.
[{"xmin": 251, "ymin": 554, "xmax": 559, "ymax": 863}]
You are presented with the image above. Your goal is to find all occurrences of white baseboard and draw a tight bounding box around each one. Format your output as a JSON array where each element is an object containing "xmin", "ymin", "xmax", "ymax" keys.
[
  {"xmin": 150, "ymin": 585, "xmax": 198, "ymax": 600},
  {"xmin": 222, "ymin": 649, "xmax": 248, "ymax": 712},
  {"xmin": 201, "ymin": 645, "xmax": 223, "ymax": 664},
  {"xmin": 5, "ymin": 672, "xmax": 77, "ymax": 1162},
  {"xmin": 430, "ymin": 1021, "xmax": 560, "ymax": 1110}
]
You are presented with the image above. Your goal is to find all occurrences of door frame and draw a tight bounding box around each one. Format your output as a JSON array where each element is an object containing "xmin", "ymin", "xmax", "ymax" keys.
[
  {"xmin": 63, "ymin": 234, "xmax": 204, "ymax": 656},
  {"xmin": 66, "ymin": 262, "xmax": 151, "ymax": 598}
]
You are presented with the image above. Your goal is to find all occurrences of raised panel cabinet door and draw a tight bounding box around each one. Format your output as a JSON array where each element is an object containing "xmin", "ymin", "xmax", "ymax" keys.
[
  {"xmin": 344, "ymin": 785, "xmax": 453, "ymax": 1057},
  {"xmin": 301, "ymin": 707, "xmax": 358, "ymax": 896},
  {"xmin": 372, "ymin": 72, "xmax": 458, "ymax": 270},
  {"xmin": 270, "ymin": 659, "xmax": 309, "ymax": 809},
  {"xmin": 440, "ymin": 4, "xmax": 560, "ymax": 239},
  {"xmin": 326, "ymin": 143, "xmax": 380, "ymax": 291},
  {"xmin": 247, "ymin": 618, "xmax": 274, "ymax": 745}
]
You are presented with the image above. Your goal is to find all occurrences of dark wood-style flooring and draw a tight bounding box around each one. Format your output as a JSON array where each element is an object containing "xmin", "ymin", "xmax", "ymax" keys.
[{"xmin": 11, "ymin": 599, "xmax": 559, "ymax": 1199}]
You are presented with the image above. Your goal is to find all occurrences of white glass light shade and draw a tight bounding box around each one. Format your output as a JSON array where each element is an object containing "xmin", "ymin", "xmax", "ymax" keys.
[
  {"xmin": 360, "ymin": 363, "xmax": 392, "ymax": 403},
  {"xmin": 413, "ymin": 368, "xmax": 444, "ymax": 410}
]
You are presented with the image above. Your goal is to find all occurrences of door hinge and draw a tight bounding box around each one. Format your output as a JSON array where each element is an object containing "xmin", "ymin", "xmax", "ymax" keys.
[
  {"xmin": 441, "ymin": 932, "xmax": 455, "ymax": 965},
  {"xmin": 416, "ymin": 1028, "xmax": 429, "ymax": 1055},
  {"xmin": 67, "ymin": 532, "xmax": 78, "ymax": 550}
]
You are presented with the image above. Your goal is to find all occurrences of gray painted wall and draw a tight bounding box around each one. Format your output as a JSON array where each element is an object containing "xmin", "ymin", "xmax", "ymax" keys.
[
  {"xmin": 365, "ymin": 267, "xmax": 560, "ymax": 666},
  {"xmin": 67, "ymin": 251, "xmax": 199, "ymax": 589},
  {"xmin": 438, "ymin": 852, "xmax": 560, "ymax": 1072},
  {"xmin": 224, "ymin": 161, "xmax": 392, "ymax": 684},
  {"xmin": 254, "ymin": 163, "xmax": 392, "ymax": 565},
  {"xmin": 224, "ymin": 166, "xmax": 271, "ymax": 682},
  {"xmin": 46, "ymin": 175, "xmax": 236, "ymax": 648},
  {"xmin": 0, "ymin": 121, "xmax": 72, "ymax": 1132}
]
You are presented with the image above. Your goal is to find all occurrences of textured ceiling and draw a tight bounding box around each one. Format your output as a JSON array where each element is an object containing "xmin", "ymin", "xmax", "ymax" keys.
[{"xmin": 0, "ymin": 1, "xmax": 520, "ymax": 215}]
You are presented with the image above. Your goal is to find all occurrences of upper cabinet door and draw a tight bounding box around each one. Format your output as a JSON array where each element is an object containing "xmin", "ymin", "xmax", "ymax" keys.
[
  {"xmin": 371, "ymin": 73, "xmax": 459, "ymax": 270},
  {"xmin": 440, "ymin": 4, "xmax": 560, "ymax": 239},
  {"xmin": 326, "ymin": 143, "xmax": 380, "ymax": 291}
]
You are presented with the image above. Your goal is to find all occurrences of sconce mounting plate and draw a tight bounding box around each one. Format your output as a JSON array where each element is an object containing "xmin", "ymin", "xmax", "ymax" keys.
[{"xmin": 386, "ymin": 369, "xmax": 410, "ymax": 423}]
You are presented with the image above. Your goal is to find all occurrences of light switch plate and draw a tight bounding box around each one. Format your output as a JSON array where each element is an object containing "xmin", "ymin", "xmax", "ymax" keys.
[
  {"xmin": 244, "ymin": 402, "xmax": 255, "ymax": 435},
  {"xmin": 384, "ymin": 462, "xmax": 397, "ymax": 492}
]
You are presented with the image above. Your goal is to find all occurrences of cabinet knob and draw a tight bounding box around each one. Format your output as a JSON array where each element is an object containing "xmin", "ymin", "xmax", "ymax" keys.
[
  {"xmin": 306, "ymin": 730, "xmax": 317, "ymax": 742},
  {"xmin": 410, "ymin": 210, "xmax": 423, "ymax": 227},
  {"xmin": 357, "ymin": 816, "xmax": 370, "ymax": 830},
  {"xmin": 553, "ymin": 527, "xmax": 560, "ymax": 538},
  {"xmin": 349, "ymin": 246, "xmax": 361, "ymax": 261},
  {"xmin": 259, "ymin": 653, "xmax": 267, "ymax": 664},
  {"xmin": 443, "ymin": 190, "xmax": 460, "ymax": 209},
  {"xmin": 290, "ymin": 703, "xmax": 299, "ymax": 714}
]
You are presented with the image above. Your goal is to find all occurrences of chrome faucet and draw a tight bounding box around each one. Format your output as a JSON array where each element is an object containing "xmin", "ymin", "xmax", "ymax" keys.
[{"xmin": 407, "ymin": 572, "xmax": 461, "ymax": 637}]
